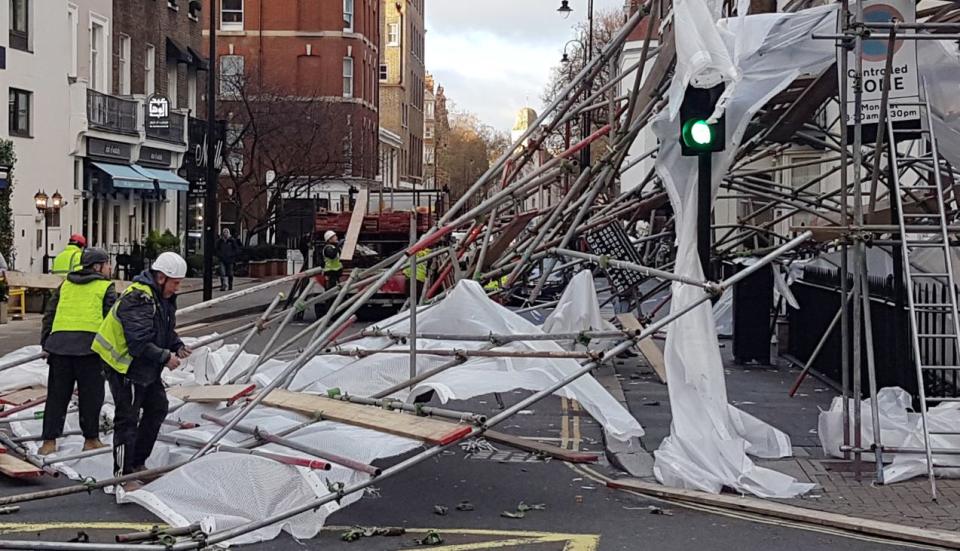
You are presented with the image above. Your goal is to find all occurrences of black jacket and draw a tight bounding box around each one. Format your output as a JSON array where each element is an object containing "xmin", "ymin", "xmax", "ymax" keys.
[
  {"xmin": 41, "ymin": 269, "xmax": 117, "ymax": 356},
  {"xmin": 115, "ymin": 270, "xmax": 184, "ymax": 385},
  {"xmin": 216, "ymin": 237, "xmax": 242, "ymax": 262}
]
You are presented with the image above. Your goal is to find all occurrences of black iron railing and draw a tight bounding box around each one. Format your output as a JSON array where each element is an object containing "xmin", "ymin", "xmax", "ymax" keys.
[
  {"xmin": 145, "ymin": 109, "xmax": 186, "ymax": 144},
  {"xmin": 86, "ymin": 89, "xmax": 138, "ymax": 135}
]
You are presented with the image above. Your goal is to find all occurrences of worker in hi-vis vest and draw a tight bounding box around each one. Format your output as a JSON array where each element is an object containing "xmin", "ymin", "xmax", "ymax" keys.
[
  {"xmin": 51, "ymin": 234, "xmax": 86, "ymax": 275},
  {"xmin": 321, "ymin": 230, "xmax": 343, "ymax": 287},
  {"xmin": 38, "ymin": 247, "xmax": 116, "ymax": 456},
  {"xmin": 92, "ymin": 252, "xmax": 191, "ymax": 489}
]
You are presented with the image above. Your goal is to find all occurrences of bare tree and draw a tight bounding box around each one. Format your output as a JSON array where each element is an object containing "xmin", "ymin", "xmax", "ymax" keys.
[
  {"xmin": 439, "ymin": 107, "xmax": 510, "ymax": 207},
  {"xmin": 218, "ymin": 76, "xmax": 372, "ymax": 245},
  {"xmin": 541, "ymin": 8, "xmax": 626, "ymax": 156}
]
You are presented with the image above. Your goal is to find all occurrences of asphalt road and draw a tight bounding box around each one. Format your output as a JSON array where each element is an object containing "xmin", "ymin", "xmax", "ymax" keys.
[{"xmin": 0, "ymin": 307, "xmax": 925, "ymax": 550}]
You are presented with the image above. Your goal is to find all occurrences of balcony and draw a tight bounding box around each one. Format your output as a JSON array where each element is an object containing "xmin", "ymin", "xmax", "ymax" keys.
[
  {"xmin": 86, "ymin": 89, "xmax": 139, "ymax": 135},
  {"xmin": 145, "ymin": 109, "xmax": 186, "ymax": 145}
]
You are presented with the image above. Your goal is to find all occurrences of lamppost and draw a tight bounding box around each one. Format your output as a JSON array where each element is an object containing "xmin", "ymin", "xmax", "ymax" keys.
[
  {"xmin": 558, "ymin": 0, "xmax": 594, "ymax": 172},
  {"xmin": 34, "ymin": 190, "xmax": 63, "ymax": 274},
  {"xmin": 203, "ymin": 0, "xmax": 219, "ymax": 300}
]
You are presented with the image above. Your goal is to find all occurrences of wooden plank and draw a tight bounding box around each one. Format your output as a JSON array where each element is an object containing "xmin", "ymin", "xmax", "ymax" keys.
[
  {"xmin": 340, "ymin": 189, "xmax": 369, "ymax": 262},
  {"xmin": 168, "ymin": 384, "xmax": 257, "ymax": 404},
  {"xmin": 482, "ymin": 211, "xmax": 538, "ymax": 271},
  {"xmin": 484, "ymin": 430, "xmax": 598, "ymax": 463},
  {"xmin": 0, "ymin": 453, "xmax": 43, "ymax": 478},
  {"xmin": 3, "ymin": 271, "xmax": 130, "ymax": 292},
  {"xmin": 262, "ymin": 389, "xmax": 472, "ymax": 445},
  {"xmin": 608, "ymin": 477, "xmax": 960, "ymax": 549},
  {"xmin": 0, "ymin": 386, "xmax": 47, "ymax": 406},
  {"xmin": 617, "ymin": 313, "xmax": 666, "ymax": 384}
]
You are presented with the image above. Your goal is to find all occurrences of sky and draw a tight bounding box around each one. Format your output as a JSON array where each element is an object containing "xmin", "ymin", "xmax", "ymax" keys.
[{"xmin": 425, "ymin": 0, "xmax": 625, "ymax": 133}]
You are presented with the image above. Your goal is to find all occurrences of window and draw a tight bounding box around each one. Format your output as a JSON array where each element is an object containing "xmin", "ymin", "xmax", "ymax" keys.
[
  {"xmin": 167, "ymin": 62, "xmax": 179, "ymax": 108},
  {"xmin": 387, "ymin": 23, "xmax": 399, "ymax": 46},
  {"xmin": 425, "ymin": 125, "xmax": 433, "ymax": 139},
  {"xmin": 225, "ymin": 124, "xmax": 244, "ymax": 173},
  {"xmin": 10, "ymin": 0, "xmax": 29, "ymax": 51},
  {"xmin": 90, "ymin": 20, "xmax": 105, "ymax": 92},
  {"xmin": 8, "ymin": 88, "xmax": 32, "ymax": 137},
  {"xmin": 112, "ymin": 204, "xmax": 120, "ymax": 244},
  {"xmin": 145, "ymin": 44, "xmax": 156, "ymax": 96},
  {"xmin": 187, "ymin": 69, "xmax": 197, "ymax": 112},
  {"xmin": 67, "ymin": 4, "xmax": 78, "ymax": 77},
  {"xmin": 219, "ymin": 55, "xmax": 244, "ymax": 97},
  {"xmin": 221, "ymin": 0, "xmax": 243, "ymax": 30},
  {"xmin": 46, "ymin": 209, "xmax": 61, "ymax": 228},
  {"xmin": 118, "ymin": 34, "xmax": 131, "ymax": 95},
  {"xmin": 425, "ymin": 100, "xmax": 434, "ymax": 118},
  {"xmin": 342, "ymin": 57, "xmax": 353, "ymax": 98},
  {"xmin": 343, "ymin": 0, "xmax": 353, "ymax": 31},
  {"xmin": 790, "ymin": 157, "xmax": 822, "ymax": 196},
  {"xmin": 379, "ymin": 63, "xmax": 387, "ymax": 81}
]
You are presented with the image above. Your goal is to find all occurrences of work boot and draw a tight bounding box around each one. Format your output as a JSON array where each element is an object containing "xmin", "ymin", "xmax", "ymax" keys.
[
  {"xmin": 38, "ymin": 439, "xmax": 57, "ymax": 455},
  {"xmin": 120, "ymin": 480, "xmax": 144, "ymax": 493},
  {"xmin": 83, "ymin": 438, "xmax": 106, "ymax": 451}
]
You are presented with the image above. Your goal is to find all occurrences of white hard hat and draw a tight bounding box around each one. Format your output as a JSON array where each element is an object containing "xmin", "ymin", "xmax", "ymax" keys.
[
  {"xmin": 324, "ymin": 230, "xmax": 337, "ymax": 242},
  {"xmin": 152, "ymin": 251, "xmax": 188, "ymax": 279}
]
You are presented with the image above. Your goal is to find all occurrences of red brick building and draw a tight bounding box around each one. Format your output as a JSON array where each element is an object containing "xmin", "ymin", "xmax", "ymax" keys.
[{"xmin": 202, "ymin": 0, "xmax": 380, "ymax": 244}]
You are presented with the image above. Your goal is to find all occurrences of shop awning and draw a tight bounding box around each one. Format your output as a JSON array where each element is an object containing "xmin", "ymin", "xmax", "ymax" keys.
[
  {"xmin": 133, "ymin": 165, "xmax": 190, "ymax": 192},
  {"xmin": 91, "ymin": 162, "xmax": 154, "ymax": 190}
]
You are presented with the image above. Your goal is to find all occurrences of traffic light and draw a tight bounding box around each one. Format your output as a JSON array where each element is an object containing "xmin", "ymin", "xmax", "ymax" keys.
[{"xmin": 679, "ymin": 83, "xmax": 726, "ymax": 156}]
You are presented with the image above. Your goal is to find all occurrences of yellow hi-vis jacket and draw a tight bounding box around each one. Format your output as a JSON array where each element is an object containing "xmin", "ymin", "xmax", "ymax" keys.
[
  {"xmin": 91, "ymin": 282, "xmax": 155, "ymax": 374},
  {"xmin": 52, "ymin": 244, "xmax": 83, "ymax": 275},
  {"xmin": 51, "ymin": 279, "xmax": 112, "ymax": 334}
]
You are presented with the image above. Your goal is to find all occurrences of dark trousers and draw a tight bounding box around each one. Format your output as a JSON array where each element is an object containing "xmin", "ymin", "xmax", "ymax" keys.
[
  {"xmin": 219, "ymin": 261, "xmax": 235, "ymax": 290},
  {"xmin": 41, "ymin": 354, "xmax": 105, "ymax": 440},
  {"xmin": 105, "ymin": 370, "xmax": 168, "ymax": 476}
]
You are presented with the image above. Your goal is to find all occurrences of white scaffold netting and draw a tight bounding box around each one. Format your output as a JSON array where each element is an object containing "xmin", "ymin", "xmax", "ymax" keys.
[
  {"xmin": 648, "ymin": 4, "xmax": 844, "ymax": 497},
  {"xmin": 0, "ymin": 278, "xmax": 643, "ymax": 546}
]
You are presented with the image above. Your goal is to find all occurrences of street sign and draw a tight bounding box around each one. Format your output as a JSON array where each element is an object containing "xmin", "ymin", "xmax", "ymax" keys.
[
  {"xmin": 146, "ymin": 94, "xmax": 171, "ymax": 130},
  {"xmin": 843, "ymin": 0, "xmax": 920, "ymax": 126},
  {"xmin": 584, "ymin": 223, "xmax": 646, "ymax": 295}
]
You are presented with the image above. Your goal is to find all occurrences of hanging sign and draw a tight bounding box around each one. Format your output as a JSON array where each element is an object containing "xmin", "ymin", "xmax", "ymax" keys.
[
  {"xmin": 843, "ymin": 0, "xmax": 920, "ymax": 127},
  {"xmin": 147, "ymin": 94, "xmax": 171, "ymax": 130}
]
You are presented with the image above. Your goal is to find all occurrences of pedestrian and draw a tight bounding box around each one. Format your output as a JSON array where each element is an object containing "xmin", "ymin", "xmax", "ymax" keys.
[
  {"xmin": 52, "ymin": 234, "xmax": 86, "ymax": 275},
  {"xmin": 321, "ymin": 230, "xmax": 343, "ymax": 289},
  {"xmin": 215, "ymin": 228, "xmax": 242, "ymax": 291},
  {"xmin": 38, "ymin": 247, "xmax": 116, "ymax": 455},
  {"xmin": 92, "ymin": 252, "xmax": 191, "ymax": 489}
]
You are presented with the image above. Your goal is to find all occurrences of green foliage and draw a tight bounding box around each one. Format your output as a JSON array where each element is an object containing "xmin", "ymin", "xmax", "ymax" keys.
[
  {"xmin": 144, "ymin": 230, "xmax": 181, "ymax": 259},
  {"xmin": 0, "ymin": 140, "xmax": 15, "ymax": 266}
]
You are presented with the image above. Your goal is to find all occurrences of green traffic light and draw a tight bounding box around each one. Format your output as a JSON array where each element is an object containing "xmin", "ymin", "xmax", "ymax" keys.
[{"xmin": 682, "ymin": 118, "xmax": 714, "ymax": 150}]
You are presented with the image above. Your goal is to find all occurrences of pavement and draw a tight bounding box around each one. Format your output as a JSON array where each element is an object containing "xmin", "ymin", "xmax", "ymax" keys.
[
  {"xmin": 618, "ymin": 340, "xmax": 960, "ymax": 536},
  {"xmin": 0, "ymin": 285, "xmax": 941, "ymax": 550}
]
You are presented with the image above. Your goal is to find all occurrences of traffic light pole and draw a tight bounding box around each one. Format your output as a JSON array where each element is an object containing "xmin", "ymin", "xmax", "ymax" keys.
[{"xmin": 697, "ymin": 152, "xmax": 712, "ymax": 280}]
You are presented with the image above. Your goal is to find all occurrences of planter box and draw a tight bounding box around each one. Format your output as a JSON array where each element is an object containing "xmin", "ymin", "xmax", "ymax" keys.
[
  {"xmin": 248, "ymin": 260, "xmax": 269, "ymax": 279},
  {"xmin": 272, "ymin": 259, "xmax": 287, "ymax": 277}
]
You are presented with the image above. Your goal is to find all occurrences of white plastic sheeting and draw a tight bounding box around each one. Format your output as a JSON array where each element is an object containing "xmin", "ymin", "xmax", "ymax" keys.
[
  {"xmin": 819, "ymin": 387, "xmax": 960, "ymax": 484},
  {"xmin": 543, "ymin": 270, "xmax": 617, "ymax": 335},
  {"xmin": 650, "ymin": 5, "xmax": 840, "ymax": 497},
  {"xmin": 0, "ymin": 278, "xmax": 643, "ymax": 545}
]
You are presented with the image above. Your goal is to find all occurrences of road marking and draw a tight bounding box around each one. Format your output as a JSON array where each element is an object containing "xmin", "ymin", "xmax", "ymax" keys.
[
  {"xmin": 1, "ymin": 523, "xmax": 600, "ymax": 550},
  {"xmin": 0, "ymin": 522, "xmax": 158, "ymax": 534}
]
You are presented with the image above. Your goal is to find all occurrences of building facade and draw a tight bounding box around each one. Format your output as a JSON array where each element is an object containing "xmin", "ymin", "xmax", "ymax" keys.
[
  {"xmin": 1, "ymin": 0, "xmax": 202, "ymax": 273},
  {"xmin": 379, "ymin": 0, "xmax": 424, "ymax": 187},
  {"xmin": 2, "ymin": 0, "xmax": 74, "ymax": 272},
  {"xmin": 203, "ymin": 0, "xmax": 380, "ymax": 246},
  {"xmin": 423, "ymin": 72, "xmax": 448, "ymax": 190}
]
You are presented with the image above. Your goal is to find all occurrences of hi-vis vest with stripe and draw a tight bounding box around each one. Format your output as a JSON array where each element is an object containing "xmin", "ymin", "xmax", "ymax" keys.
[
  {"xmin": 51, "ymin": 279, "xmax": 112, "ymax": 334},
  {"xmin": 324, "ymin": 245, "xmax": 343, "ymax": 272},
  {"xmin": 52, "ymin": 245, "xmax": 83, "ymax": 275},
  {"xmin": 92, "ymin": 282, "xmax": 155, "ymax": 374},
  {"xmin": 402, "ymin": 248, "xmax": 430, "ymax": 282}
]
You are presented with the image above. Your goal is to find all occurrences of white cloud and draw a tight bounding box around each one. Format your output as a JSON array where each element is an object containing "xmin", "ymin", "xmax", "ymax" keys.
[{"xmin": 425, "ymin": 0, "xmax": 624, "ymax": 132}]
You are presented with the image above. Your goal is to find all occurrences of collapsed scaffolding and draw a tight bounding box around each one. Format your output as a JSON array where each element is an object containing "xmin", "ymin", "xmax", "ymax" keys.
[{"xmin": 0, "ymin": 0, "xmax": 959, "ymax": 547}]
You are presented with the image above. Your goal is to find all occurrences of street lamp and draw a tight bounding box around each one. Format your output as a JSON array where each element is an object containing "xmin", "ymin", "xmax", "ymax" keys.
[
  {"xmin": 557, "ymin": 0, "xmax": 594, "ymax": 173},
  {"xmin": 34, "ymin": 190, "xmax": 64, "ymax": 274}
]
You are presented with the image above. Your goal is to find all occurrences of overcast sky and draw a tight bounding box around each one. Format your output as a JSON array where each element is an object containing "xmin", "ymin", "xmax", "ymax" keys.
[{"xmin": 425, "ymin": 0, "xmax": 624, "ymax": 133}]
